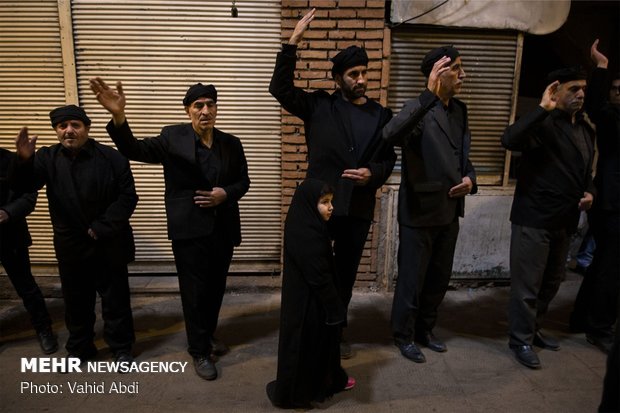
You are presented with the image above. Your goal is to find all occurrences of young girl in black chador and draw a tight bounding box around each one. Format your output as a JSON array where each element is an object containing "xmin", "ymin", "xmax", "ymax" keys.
[{"xmin": 267, "ymin": 179, "xmax": 355, "ymax": 409}]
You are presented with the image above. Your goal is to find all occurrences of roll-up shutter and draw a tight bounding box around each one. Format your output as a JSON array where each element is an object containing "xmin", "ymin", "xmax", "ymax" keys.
[
  {"xmin": 0, "ymin": 1, "xmax": 66, "ymax": 266},
  {"xmin": 389, "ymin": 27, "xmax": 519, "ymax": 185},
  {"xmin": 71, "ymin": 1, "xmax": 282, "ymax": 272}
]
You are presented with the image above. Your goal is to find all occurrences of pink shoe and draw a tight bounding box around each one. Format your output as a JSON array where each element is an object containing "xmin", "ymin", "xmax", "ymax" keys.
[{"xmin": 344, "ymin": 376, "xmax": 356, "ymax": 390}]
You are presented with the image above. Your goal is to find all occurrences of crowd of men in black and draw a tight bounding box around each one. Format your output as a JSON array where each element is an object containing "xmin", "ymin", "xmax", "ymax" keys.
[{"xmin": 1, "ymin": 8, "xmax": 617, "ymax": 411}]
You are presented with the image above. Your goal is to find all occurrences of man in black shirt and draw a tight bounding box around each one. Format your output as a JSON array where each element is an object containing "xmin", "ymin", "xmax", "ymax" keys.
[
  {"xmin": 13, "ymin": 105, "xmax": 138, "ymax": 364},
  {"xmin": 90, "ymin": 78, "xmax": 250, "ymax": 381},
  {"xmin": 269, "ymin": 8, "xmax": 396, "ymax": 358},
  {"xmin": 383, "ymin": 46, "xmax": 477, "ymax": 363}
]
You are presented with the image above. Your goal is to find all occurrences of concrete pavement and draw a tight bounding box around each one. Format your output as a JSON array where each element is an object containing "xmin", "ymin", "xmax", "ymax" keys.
[{"xmin": 0, "ymin": 272, "xmax": 608, "ymax": 412}]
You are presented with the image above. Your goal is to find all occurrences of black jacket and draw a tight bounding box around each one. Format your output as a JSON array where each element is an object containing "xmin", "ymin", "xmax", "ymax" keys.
[
  {"xmin": 270, "ymin": 44, "xmax": 396, "ymax": 220},
  {"xmin": 0, "ymin": 148, "xmax": 36, "ymax": 251},
  {"xmin": 501, "ymin": 107, "xmax": 595, "ymax": 232},
  {"xmin": 585, "ymin": 67, "xmax": 620, "ymax": 213},
  {"xmin": 11, "ymin": 140, "xmax": 137, "ymax": 263},
  {"xmin": 106, "ymin": 120, "xmax": 250, "ymax": 244},
  {"xmin": 382, "ymin": 89, "xmax": 477, "ymax": 227}
]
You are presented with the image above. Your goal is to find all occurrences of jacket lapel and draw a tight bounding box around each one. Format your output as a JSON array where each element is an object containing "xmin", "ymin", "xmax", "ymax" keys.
[{"xmin": 432, "ymin": 105, "xmax": 458, "ymax": 149}]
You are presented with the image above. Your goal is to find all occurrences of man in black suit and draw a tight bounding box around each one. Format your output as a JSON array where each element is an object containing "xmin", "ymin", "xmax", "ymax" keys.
[
  {"xmin": 1, "ymin": 147, "xmax": 57, "ymax": 354},
  {"xmin": 13, "ymin": 105, "xmax": 138, "ymax": 364},
  {"xmin": 90, "ymin": 78, "xmax": 250, "ymax": 381},
  {"xmin": 382, "ymin": 46, "xmax": 477, "ymax": 363},
  {"xmin": 502, "ymin": 67, "xmax": 595, "ymax": 369},
  {"xmin": 269, "ymin": 9, "xmax": 396, "ymax": 358}
]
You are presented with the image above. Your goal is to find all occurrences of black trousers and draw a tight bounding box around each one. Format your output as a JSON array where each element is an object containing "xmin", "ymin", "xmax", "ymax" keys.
[
  {"xmin": 172, "ymin": 233, "xmax": 234, "ymax": 358},
  {"xmin": 508, "ymin": 224, "xmax": 570, "ymax": 346},
  {"xmin": 571, "ymin": 211, "xmax": 619, "ymax": 338},
  {"xmin": 58, "ymin": 253, "xmax": 134, "ymax": 358},
  {"xmin": 391, "ymin": 220, "xmax": 460, "ymax": 345},
  {"xmin": 1, "ymin": 245, "xmax": 52, "ymax": 332},
  {"xmin": 328, "ymin": 215, "xmax": 372, "ymax": 327}
]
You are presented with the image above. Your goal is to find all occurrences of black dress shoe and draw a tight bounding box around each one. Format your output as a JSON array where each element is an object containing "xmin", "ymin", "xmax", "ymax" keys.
[
  {"xmin": 397, "ymin": 342, "xmax": 426, "ymax": 363},
  {"xmin": 586, "ymin": 334, "xmax": 613, "ymax": 354},
  {"xmin": 36, "ymin": 328, "xmax": 58, "ymax": 354},
  {"xmin": 194, "ymin": 356, "xmax": 217, "ymax": 380},
  {"xmin": 510, "ymin": 345, "xmax": 541, "ymax": 369},
  {"xmin": 210, "ymin": 337, "xmax": 230, "ymax": 357},
  {"xmin": 533, "ymin": 330, "xmax": 560, "ymax": 351},
  {"xmin": 415, "ymin": 331, "xmax": 447, "ymax": 353}
]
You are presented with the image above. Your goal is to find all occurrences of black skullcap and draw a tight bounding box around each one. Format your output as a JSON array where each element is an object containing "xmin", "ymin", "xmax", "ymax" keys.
[
  {"xmin": 420, "ymin": 45, "xmax": 460, "ymax": 77},
  {"xmin": 331, "ymin": 46, "xmax": 369, "ymax": 78},
  {"xmin": 49, "ymin": 105, "xmax": 91, "ymax": 128},
  {"xmin": 182, "ymin": 83, "xmax": 217, "ymax": 106},
  {"xmin": 546, "ymin": 66, "xmax": 587, "ymax": 84}
]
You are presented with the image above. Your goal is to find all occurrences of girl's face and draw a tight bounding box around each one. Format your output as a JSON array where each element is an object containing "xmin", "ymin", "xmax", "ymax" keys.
[{"xmin": 317, "ymin": 194, "xmax": 334, "ymax": 221}]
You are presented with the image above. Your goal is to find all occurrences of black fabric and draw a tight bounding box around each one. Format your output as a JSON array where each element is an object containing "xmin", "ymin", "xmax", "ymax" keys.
[
  {"xmin": 330, "ymin": 45, "xmax": 368, "ymax": 77},
  {"xmin": 420, "ymin": 45, "xmax": 460, "ymax": 77},
  {"xmin": 382, "ymin": 88, "xmax": 477, "ymax": 227},
  {"xmin": 267, "ymin": 179, "xmax": 347, "ymax": 409},
  {"xmin": 501, "ymin": 107, "xmax": 595, "ymax": 233},
  {"xmin": 546, "ymin": 66, "xmax": 587, "ymax": 84},
  {"xmin": 49, "ymin": 105, "xmax": 91, "ymax": 128},
  {"xmin": 106, "ymin": 120, "xmax": 249, "ymax": 243},
  {"xmin": 391, "ymin": 220, "xmax": 459, "ymax": 345},
  {"xmin": 270, "ymin": 43, "xmax": 395, "ymax": 221},
  {"xmin": 1, "ymin": 148, "xmax": 34, "ymax": 249},
  {"xmin": 182, "ymin": 83, "xmax": 217, "ymax": 106},
  {"xmin": 194, "ymin": 134, "xmax": 220, "ymax": 188}
]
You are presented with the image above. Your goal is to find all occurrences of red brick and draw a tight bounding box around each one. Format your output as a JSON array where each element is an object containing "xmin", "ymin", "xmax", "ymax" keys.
[
  {"xmin": 299, "ymin": 70, "xmax": 328, "ymax": 79},
  {"xmin": 357, "ymin": 8, "xmax": 385, "ymax": 18},
  {"xmin": 308, "ymin": 61, "xmax": 333, "ymax": 70},
  {"xmin": 304, "ymin": 30, "xmax": 329, "ymax": 39},
  {"xmin": 366, "ymin": 0, "xmax": 386, "ymax": 8},
  {"xmin": 282, "ymin": 0, "xmax": 308, "ymax": 7},
  {"xmin": 363, "ymin": 41, "xmax": 383, "ymax": 49},
  {"xmin": 306, "ymin": 40, "xmax": 337, "ymax": 50},
  {"xmin": 366, "ymin": 50, "xmax": 382, "ymax": 59},
  {"xmin": 282, "ymin": 19, "xmax": 299, "ymax": 29},
  {"xmin": 282, "ymin": 153, "xmax": 308, "ymax": 162},
  {"xmin": 357, "ymin": 30, "xmax": 384, "ymax": 40},
  {"xmin": 329, "ymin": 30, "xmax": 356, "ymax": 40},
  {"xmin": 293, "ymin": 79, "xmax": 308, "ymax": 88},
  {"xmin": 299, "ymin": 49, "xmax": 328, "ymax": 59},
  {"xmin": 329, "ymin": 9, "xmax": 357, "ymax": 18},
  {"xmin": 309, "ymin": 19, "xmax": 337, "ymax": 28},
  {"xmin": 310, "ymin": 0, "xmax": 337, "ymax": 7},
  {"xmin": 309, "ymin": 80, "xmax": 336, "ymax": 89},
  {"xmin": 282, "ymin": 170, "xmax": 307, "ymax": 179},
  {"xmin": 335, "ymin": 41, "xmax": 363, "ymax": 50},
  {"xmin": 336, "ymin": 0, "xmax": 366, "ymax": 7},
  {"xmin": 365, "ymin": 20, "xmax": 385, "ymax": 29},
  {"xmin": 338, "ymin": 20, "xmax": 365, "ymax": 29}
]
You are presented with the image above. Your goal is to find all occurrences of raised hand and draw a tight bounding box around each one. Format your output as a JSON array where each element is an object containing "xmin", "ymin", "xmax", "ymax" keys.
[
  {"xmin": 540, "ymin": 81, "xmax": 560, "ymax": 111},
  {"xmin": 341, "ymin": 167, "xmax": 371, "ymax": 186},
  {"xmin": 590, "ymin": 39, "xmax": 608, "ymax": 69},
  {"xmin": 289, "ymin": 8, "xmax": 315, "ymax": 46},
  {"xmin": 90, "ymin": 77, "xmax": 127, "ymax": 125},
  {"xmin": 15, "ymin": 126, "xmax": 37, "ymax": 160},
  {"xmin": 427, "ymin": 56, "xmax": 452, "ymax": 97}
]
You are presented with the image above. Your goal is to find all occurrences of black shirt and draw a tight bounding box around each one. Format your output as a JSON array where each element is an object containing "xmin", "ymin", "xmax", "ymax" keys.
[{"xmin": 195, "ymin": 134, "xmax": 221, "ymax": 188}]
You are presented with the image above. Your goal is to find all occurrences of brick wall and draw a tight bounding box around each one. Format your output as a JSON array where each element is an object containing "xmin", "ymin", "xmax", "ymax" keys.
[{"xmin": 279, "ymin": 0, "xmax": 391, "ymax": 289}]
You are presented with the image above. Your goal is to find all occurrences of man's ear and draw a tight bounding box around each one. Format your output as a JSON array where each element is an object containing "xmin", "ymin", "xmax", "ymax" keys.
[{"xmin": 333, "ymin": 73, "xmax": 342, "ymax": 88}]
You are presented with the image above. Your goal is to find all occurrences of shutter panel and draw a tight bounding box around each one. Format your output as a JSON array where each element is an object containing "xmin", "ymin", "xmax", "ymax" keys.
[
  {"xmin": 0, "ymin": 0, "xmax": 66, "ymax": 265},
  {"xmin": 389, "ymin": 27, "xmax": 519, "ymax": 185},
  {"xmin": 71, "ymin": 0, "xmax": 282, "ymax": 271}
]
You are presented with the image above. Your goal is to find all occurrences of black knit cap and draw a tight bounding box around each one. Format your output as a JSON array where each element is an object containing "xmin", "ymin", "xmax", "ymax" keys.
[
  {"xmin": 182, "ymin": 83, "xmax": 217, "ymax": 106},
  {"xmin": 331, "ymin": 46, "xmax": 369, "ymax": 78},
  {"xmin": 420, "ymin": 45, "xmax": 460, "ymax": 77},
  {"xmin": 49, "ymin": 105, "xmax": 91, "ymax": 128},
  {"xmin": 546, "ymin": 66, "xmax": 587, "ymax": 84}
]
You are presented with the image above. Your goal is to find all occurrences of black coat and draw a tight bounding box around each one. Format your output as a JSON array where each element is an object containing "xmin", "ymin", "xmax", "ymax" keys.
[
  {"xmin": 270, "ymin": 44, "xmax": 396, "ymax": 220},
  {"xmin": 585, "ymin": 68, "xmax": 620, "ymax": 213},
  {"xmin": 501, "ymin": 107, "xmax": 595, "ymax": 232},
  {"xmin": 382, "ymin": 89, "xmax": 477, "ymax": 227},
  {"xmin": 0, "ymin": 148, "xmax": 36, "ymax": 251},
  {"xmin": 11, "ymin": 140, "xmax": 137, "ymax": 264},
  {"xmin": 106, "ymin": 121, "xmax": 250, "ymax": 244},
  {"xmin": 267, "ymin": 179, "xmax": 347, "ymax": 409}
]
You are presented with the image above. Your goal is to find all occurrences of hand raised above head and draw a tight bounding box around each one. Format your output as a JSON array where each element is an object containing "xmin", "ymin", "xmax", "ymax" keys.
[
  {"xmin": 89, "ymin": 77, "xmax": 127, "ymax": 124},
  {"xmin": 15, "ymin": 126, "xmax": 37, "ymax": 160},
  {"xmin": 289, "ymin": 8, "xmax": 315, "ymax": 46},
  {"xmin": 427, "ymin": 56, "xmax": 451, "ymax": 97},
  {"xmin": 590, "ymin": 39, "xmax": 608, "ymax": 69}
]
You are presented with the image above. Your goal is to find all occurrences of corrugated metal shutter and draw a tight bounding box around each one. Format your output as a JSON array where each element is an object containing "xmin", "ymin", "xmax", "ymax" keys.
[
  {"xmin": 71, "ymin": 0, "xmax": 282, "ymax": 272},
  {"xmin": 389, "ymin": 27, "xmax": 519, "ymax": 185},
  {"xmin": 0, "ymin": 0, "xmax": 66, "ymax": 265}
]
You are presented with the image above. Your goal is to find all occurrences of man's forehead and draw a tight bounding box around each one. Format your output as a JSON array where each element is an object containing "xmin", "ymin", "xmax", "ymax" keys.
[
  {"xmin": 56, "ymin": 119, "xmax": 86, "ymax": 126},
  {"xmin": 561, "ymin": 79, "xmax": 587, "ymax": 89},
  {"xmin": 343, "ymin": 64, "xmax": 367, "ymax": 74},
  {"xmin": 191, "ymin": 97, "xmax": 216, "ymax": 105}
]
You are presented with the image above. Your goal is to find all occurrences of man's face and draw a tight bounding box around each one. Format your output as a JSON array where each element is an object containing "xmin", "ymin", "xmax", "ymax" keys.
[
  {"xmin": 555, "ymin": 80, "xmax": 587, "ymax": 115},
  {"xmin": 186, "ymin": 97, "xmax": 217, "ymax": 135},
  {"xmin": 336, "ymin": 65, "xmax": 368, "ymax": 101},
  {"xmin": 610, "ymin": 79, "xmax": 620, "ymax": 105},
  {"xmin": 439, "ymin": 56, "xmax": 466, "ymax": 98},
  {"xmin": 55, "ymin": 119, "xmax": 89, "ymax": 152}
]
